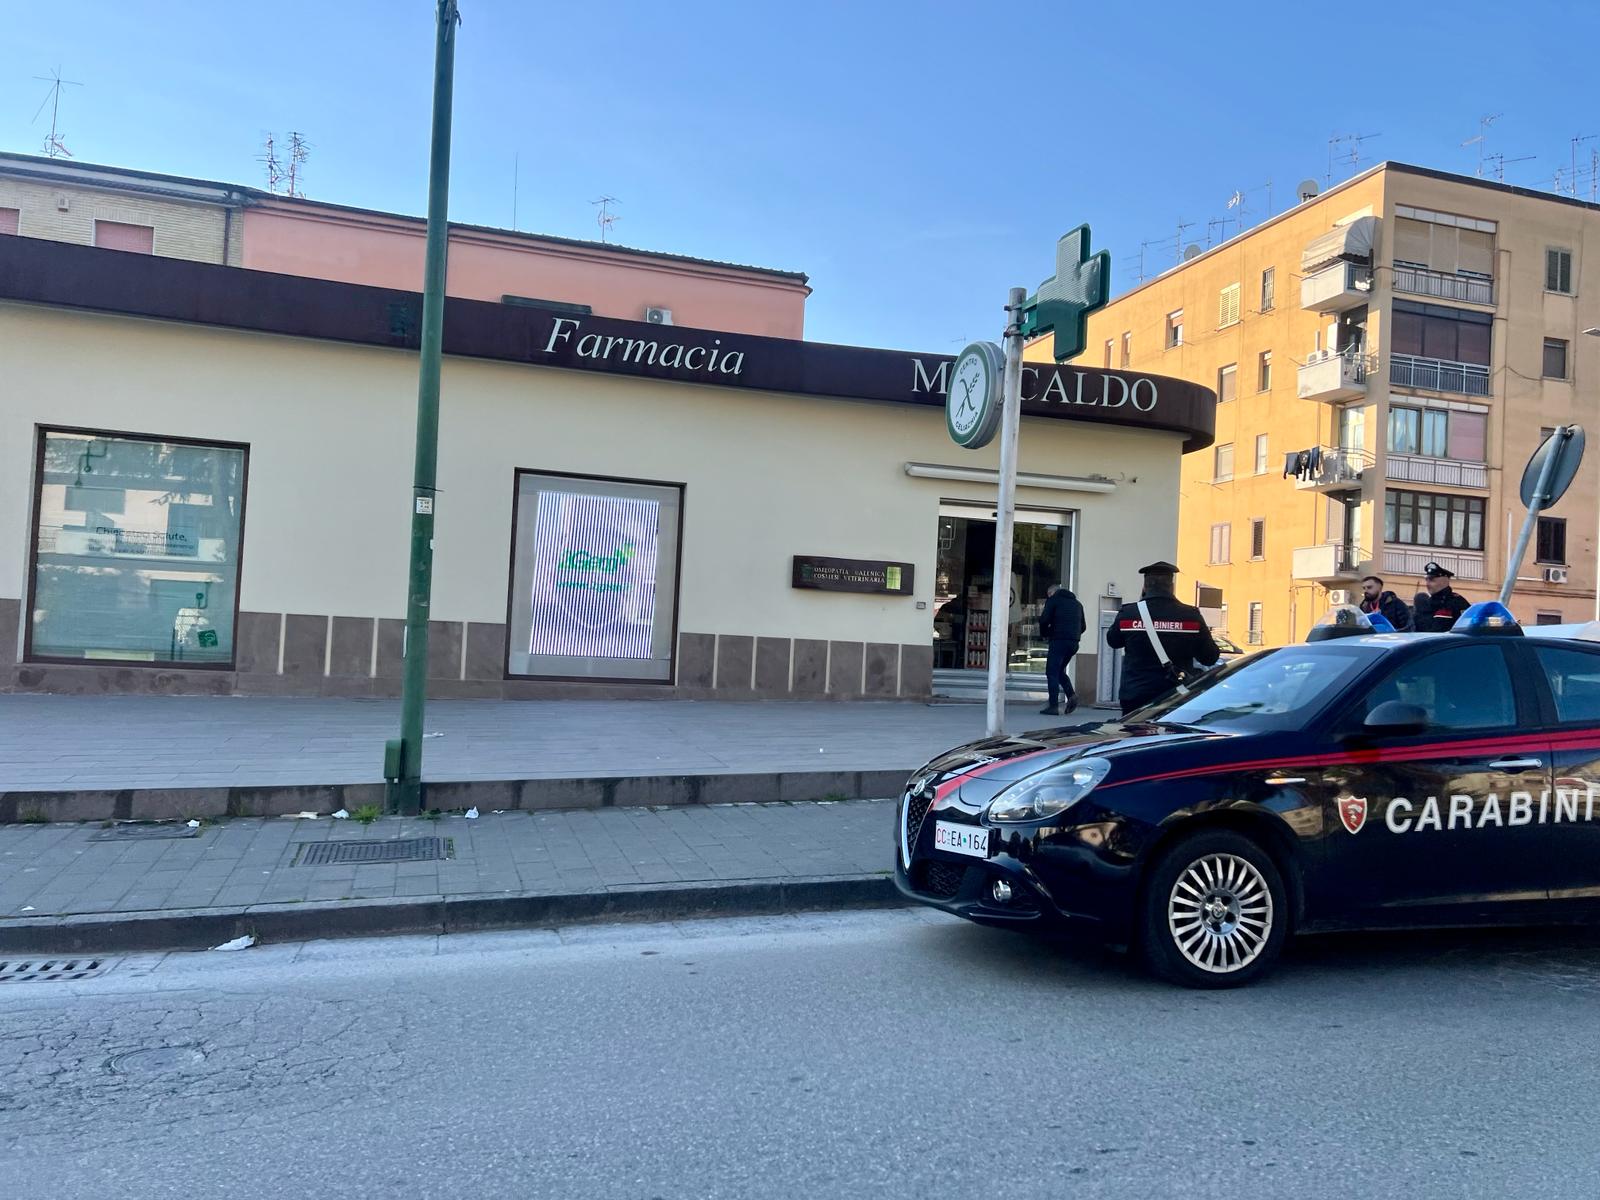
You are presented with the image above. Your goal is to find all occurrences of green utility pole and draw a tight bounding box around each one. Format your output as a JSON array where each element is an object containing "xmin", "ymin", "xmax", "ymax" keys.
[{"xmin": 388, "ymin": 0, "xmax": 461, "ymax": 815}]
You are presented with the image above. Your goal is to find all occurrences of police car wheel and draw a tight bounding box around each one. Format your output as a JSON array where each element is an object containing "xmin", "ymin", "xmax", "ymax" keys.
[{"xmin": 1139, "ymin": 831, "xmax": 1287, "ymax": 989}]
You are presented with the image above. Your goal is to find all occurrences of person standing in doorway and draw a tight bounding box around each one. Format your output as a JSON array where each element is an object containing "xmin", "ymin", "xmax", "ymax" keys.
[
  {"xmin": 1038, "ymin": 582, "xmax": 1086, "ymax": 716},
  {"xmin": 1105, "ymin": 562, "xmax": 1221, "ymax": 716},
  {"xmin": 1358, "ymin": 575, "xmax": 1413, "ymax": 632},
  {"xmin": 1413, "ymin": 562, "xmax": 1470, "ymax": 632}
]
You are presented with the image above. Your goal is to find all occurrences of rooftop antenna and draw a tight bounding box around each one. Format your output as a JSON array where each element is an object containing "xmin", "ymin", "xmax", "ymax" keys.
[
  {"xmin": 512, "ymin": 153, "xmax": 519, "ymax": 230},
  {"xmin": 285, "ymin": 131, "xmax": 309, "ymax": 198},
  {"xmin": 1482, "ymin": 152, "xmax": 1535, "ymax": 183},
  {"xmin": 260, "ymin": 133, "xmax": 284, "ymax": 193},
  {"xmin": 1326, "ymin": 132, "xmax": 1380, "ymax": 185},
  {"xmin": 1173, "ymin": 217, "xmax": 1194, "ymax": 265},
  {"xmin": 592, "ymin": 195, "xmax": 620, "ymax": 243},
  {"xmin": 1571, "ymin": 135, "xmax": 1597, "ymax": 197},
  {"xmin": 32, "ymin": 67, "xmax": 82, "ymax": 158},
  {"xmin": 1462, "ymin": 113, "xmax": 1501, "ymax": 177}
]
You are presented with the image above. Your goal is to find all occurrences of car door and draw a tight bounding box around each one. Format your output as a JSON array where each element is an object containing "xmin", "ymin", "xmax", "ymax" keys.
[
  {"xmin": 1526, "ymin": 640, "xmax": 1600, "ymax": 908},
  {"xmin": 1312, "ymin": 640, "xmax": 1553, "ymax": 927}
]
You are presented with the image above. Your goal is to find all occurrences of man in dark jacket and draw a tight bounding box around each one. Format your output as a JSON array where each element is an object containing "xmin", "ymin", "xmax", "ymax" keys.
[
  {"xmin": 1414, "ymin": 561, "xmax": 1470, "ymax": 632},
  {"xmin": 1358, "ymin": 575, "xmax": 1413, "ymax": 632},
  {"xmin": 1104, "ymin": 561, "xmax": 1222, "ymax": 716},
  {"xmin": 1037, "ymin": 583, "xmax": 1087, "ymax": 716}
]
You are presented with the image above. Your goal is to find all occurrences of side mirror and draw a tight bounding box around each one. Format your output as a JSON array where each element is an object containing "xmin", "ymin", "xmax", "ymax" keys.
[{"xmin": 1361, "ymin": 700, "xmax": 1429, "ymax": 736}]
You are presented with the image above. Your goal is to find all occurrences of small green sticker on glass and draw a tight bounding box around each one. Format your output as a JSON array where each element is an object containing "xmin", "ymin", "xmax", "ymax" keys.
[
  {"xmin": 197, "ymin": 629, "xmax": 219, "ymax": 649},
  {"xmin": 885, "ymin": 566, "xmax": 902, "ymax": 591}
]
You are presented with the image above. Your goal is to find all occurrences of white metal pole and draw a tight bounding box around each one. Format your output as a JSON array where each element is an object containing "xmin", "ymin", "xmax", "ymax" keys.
[{"xmin": 986, "ymin": 287, "xmax": 1026, "ymax": 738}]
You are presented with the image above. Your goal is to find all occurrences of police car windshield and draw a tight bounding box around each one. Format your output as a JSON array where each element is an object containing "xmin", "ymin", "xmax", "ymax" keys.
[{"xmin": 1132, "ymin": 644, "xmax": 1377, "ymax": 731}]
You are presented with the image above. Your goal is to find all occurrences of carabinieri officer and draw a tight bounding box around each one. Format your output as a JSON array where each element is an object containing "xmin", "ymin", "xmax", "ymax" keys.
[
  {"xmin": 1413, "ymin": 561, "xmax": 1470, "ymax": 632},
  {"xmin": 1104, "ymin": 561, "xmax": 1221, "ymax": 716}
]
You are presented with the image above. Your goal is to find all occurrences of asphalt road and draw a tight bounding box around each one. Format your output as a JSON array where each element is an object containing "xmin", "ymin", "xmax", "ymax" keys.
[{"xmin": 5, "ymin": 910, "xmax": 1600, "ymax": 1199}]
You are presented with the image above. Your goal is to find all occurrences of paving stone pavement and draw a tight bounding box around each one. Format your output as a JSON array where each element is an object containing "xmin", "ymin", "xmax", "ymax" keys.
[
  {"xmin": 0, "ymin": 801, "xmax": 897, "ymax": 920},
  {"xmin": 0, "ymin": 695, "xmax": 1060, "ymax": 792}
]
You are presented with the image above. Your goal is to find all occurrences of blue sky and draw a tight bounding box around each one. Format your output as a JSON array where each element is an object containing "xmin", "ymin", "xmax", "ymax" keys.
[{"xmin": 4, "ymin": 1, "xmax": 1595, "ymax": 351}]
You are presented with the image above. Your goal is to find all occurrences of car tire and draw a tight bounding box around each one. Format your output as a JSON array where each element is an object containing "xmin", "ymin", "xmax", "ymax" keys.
[{"xmin": 1139, "ymin": 830, "xmax": 1288, "ymax": 989}]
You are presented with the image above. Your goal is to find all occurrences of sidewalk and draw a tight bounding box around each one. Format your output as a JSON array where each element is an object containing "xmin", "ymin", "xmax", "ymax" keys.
[
  {"xmin": 0, "ymin": 695, "xmax": 1071, "ymax": 823},
  {"xmin": 0, "ymin": 800, "xmax": 902, "ymax": 953}
]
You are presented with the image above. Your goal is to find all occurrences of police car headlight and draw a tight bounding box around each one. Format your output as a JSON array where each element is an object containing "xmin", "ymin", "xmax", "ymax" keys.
[{"xmin": 986, "ymin": 758, "xmax": 1112, "ymax": 823}]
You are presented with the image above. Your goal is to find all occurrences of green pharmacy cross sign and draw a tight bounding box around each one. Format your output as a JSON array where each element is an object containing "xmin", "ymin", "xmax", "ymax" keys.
[{"xmin": 1018, "ymin": 224, "xmax": 1111, "ymax": 363}]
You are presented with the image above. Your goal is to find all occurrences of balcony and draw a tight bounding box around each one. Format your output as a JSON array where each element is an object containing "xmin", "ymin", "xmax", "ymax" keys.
[
  {"xmin": 1392, "ymin": 263, "xmax": 1494, "ymax": 307},
  {"xmin": 1291, "ymin": 446, "xmax": 1372, "ymax": 492},
  {"xmin": 1300, "ymin": 261, "xmax": 1372, "ymax": 312},
  {"xmin": 1297, "ymin": 350, "xmax": 1373, "ymax": 403},
  {"xmin": 1385, "ymin": 453, "xmax": 1489, "ymax": 489},
  {"xmin": 1382, "ymin": 547, "xmax": 1487, "ymax": 582},
  {"xmin": 1292, "ymin": 542, "xmax": 1368, "ymax": 583},
  {"xmin": 1390, "ymin": 353, "xmax": 1490, "ymax": 397}
]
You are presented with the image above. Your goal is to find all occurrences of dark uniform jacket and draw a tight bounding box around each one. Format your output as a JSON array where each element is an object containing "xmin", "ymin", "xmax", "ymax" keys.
[
  {"xmin": 1039, "ymin": 589, "xmax": 1087, "ymax": 647},
  {"xmin": 1104, "ymin": 593, "xmax": 1222, "ymax": 710},
  {"xmin": 1360, "ymin": 590, "xmax": 1414, "ymax": 632},
  {"xmin": 1414, "ymin": 586, "xmax": 1470, "ymax": 633}
]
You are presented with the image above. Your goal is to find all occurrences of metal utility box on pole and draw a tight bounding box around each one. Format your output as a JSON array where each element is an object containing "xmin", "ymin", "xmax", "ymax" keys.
[{"xmin": 387, "ymin": 0, "xmax": 461, "ymax": 815}]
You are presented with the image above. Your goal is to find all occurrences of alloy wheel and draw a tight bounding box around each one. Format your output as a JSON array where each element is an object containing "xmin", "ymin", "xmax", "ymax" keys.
[{"xmin": 1167, "ymin": 852, "xmax": 1274, "ymax": 974}]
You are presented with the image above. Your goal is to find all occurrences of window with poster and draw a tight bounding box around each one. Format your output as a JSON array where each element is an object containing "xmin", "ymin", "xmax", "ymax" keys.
[
  {"xmin": 505, "ymin": 470, "xmax": 683, "ymax": 681},
  {"xmin": 26, "ymin": 427, "xmax": 248, "ymax": 667}
]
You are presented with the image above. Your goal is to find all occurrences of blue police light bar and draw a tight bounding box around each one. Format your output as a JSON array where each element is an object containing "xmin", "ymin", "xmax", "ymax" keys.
[
  {"xmin": 1366, "ymin": 612, "xmax": 1397, "ymax": 633},
  {"xmin": 1307, "ymin": 604, "xmax": 1378, "ymax": 641},
  {"xmin": 1453, "ymin": 600, "xmax": 1523, "ymax": 636}
]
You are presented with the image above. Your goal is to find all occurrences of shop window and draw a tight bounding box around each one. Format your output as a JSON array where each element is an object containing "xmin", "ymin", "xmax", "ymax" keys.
[
  {"xmin": 1383, "ymin": 489, "xmax": 1485, "ymax": 551},
  {"xmin": 1250, "ymin": 519, "xmax": 1265, "ymax": 560},
  {"xmin": 1120, "ymin": 332, "xmax": 1131, "ymax": 367},
  {"xmin": 1213, "ymin": 442, "xmax": 1234, "ymax": 482},
  {"xmin": 1247, "ymin": 602, "xmax": 1263, "ymax": 645},
  {"xmin": 1209, "ymin": 523, "xmax": 1231, "ymax": 565},
  {"xmin": 1165, "ymin": 311, "xmax": 1183, "ymax": 349},
  {"xmin": 93, "ymin": 220, "xmax": 154, "ymax": 254},
  {"xmin": 1543, "ymin": 337, "xmax": 1569, "ymax": 380},
  {"xmin": 505, "ymin": 471, "xmax": 683, "ymax": 681},
  {"xmin": 1547, "ymin": 247, "xmax": 1574, "ymax": 294},
  {"xmin": 1259, "ymin": 267, "xmax": 1275, "ymax": 312},
  {"xmin": 1538, "ymin": 516, "xmax": 1568, "ymax": 565},
  {"xmin": 1218, "ymin": 283, "xmax": 1241, "ymax": 328},
  {"xmin": 28, "ymin": 429, "xmax": 247, "ymax": 666},
  {"xmin": 1217, "ymin": 363, "xmax": 1237, "ymax": 403},
  {"xmin": 0, "ymin": 207, "xmax": 18, "ymax": 236},
  {"xmin": 1254, "ymin": 433, "xmax": 1269, "ymax": 475}
]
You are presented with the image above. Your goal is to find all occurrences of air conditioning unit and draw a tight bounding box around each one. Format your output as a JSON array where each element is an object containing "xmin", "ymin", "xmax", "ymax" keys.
[
  {"xmin": 55, "ymin": 193, "xmax": 70, "ymax": 212},
  {"xmin": 1327, "ymin": 588, "xmax": 1351, "ymax": 605},
  {"xmin": 644, "ymin": 306, "xmax": 673, "ymax": 326},
  {"xmin": 1545, "ymin": 567, "xmax": 1570, "ymax": 584}
]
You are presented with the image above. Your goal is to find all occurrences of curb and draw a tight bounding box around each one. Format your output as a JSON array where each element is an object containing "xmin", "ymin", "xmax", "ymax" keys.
[
  {"xmin": 0, "ymin": 768, "xmax": 911, "ymax": 825},
  {"xmin": 0, "ymin": 874, "xmax": 906, "ymax": 954}
]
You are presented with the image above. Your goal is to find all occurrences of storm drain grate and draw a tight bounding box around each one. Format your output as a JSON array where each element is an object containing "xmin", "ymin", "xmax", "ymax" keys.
[
  {"xmin": 294, "ymin": 837, "xmax": 453, "ymax": 867},
  {"xmin": 91, "ymin": 823, "xmax": 200, "ymax": 841},
  {"xmin": 0, "ymin": 958, "xmax": 114, "ymax": 983}
]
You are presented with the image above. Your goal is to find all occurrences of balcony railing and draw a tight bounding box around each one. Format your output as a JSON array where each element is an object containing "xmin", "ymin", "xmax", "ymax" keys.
[
  {"xmin": 1292, "ymin": 542, "xmax": 1368, "ymax": 581},
  {"xmin": 1382, "ymin": 547, "xmax": 1487, "ymax": 582},
  {"xmin": 1291, "ymin": 446, "xmax": 1372, "ymax": 490},
  {"xmin": 1392, "ymin": 263, "xmax": 1494, "ymax": 306},
  {"xmin": 1385, "ymin": 453, "xmax": 1489, "ymax": 489},
  {"xmin": 1297, "ymin": 350, "xmax": 1374, "ymax": 402},
  {"xmin": 1301, "ymin": 261, "xmax": 1372, "ymax": 312},
  {"xmin": 1390, "ymin": 353, "xmax": 1491, "ymax": 397}
]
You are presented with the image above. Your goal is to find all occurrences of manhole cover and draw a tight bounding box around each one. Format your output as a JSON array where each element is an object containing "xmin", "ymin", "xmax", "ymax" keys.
[
  {"xmin": 294, "ymin": 837, "xmax": 453, "ymax": 866},
  {"xmin": 0, "ymin": 958, "xmax": 114, "ymax": 983},
  {"xmin": 109, "ymin": 1045, "xmax": 207, "ymax": 1074},
  {"xmin": 91, "ymin": 823, "xmax": 200, "ymax": 841}
]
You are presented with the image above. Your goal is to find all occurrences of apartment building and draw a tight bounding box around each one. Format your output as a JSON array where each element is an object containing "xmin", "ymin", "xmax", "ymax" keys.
[
  {"xmin": 0, "ymin": 151, "xmax": 809, "ymax": 337},
  {"xmin": 1073, "ymin": 162, "xmax": 1599, "ymax": 646}
]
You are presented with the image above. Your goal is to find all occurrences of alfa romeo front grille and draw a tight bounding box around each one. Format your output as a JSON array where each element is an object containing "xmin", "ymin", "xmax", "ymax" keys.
[
  {"xmin": 914, "ymin": 860, "xmax": 968, "ymax": 899},
  {"xmin": 903, "ymin": 792, "xmax": 933, "ymax": 856}
]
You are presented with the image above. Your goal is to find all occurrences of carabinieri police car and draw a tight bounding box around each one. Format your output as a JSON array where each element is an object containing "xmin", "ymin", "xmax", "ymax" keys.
[{"xmin": 896, "ymin": 602, "xmax": 1600, "ymax": 988}]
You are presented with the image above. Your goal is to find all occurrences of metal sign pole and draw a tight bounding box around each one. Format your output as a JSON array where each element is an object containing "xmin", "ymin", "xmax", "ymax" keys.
[
  {"xmin": 985, "ymin": 287, "xmax": 1026, "ymax": 737},
  {"xmin": 1500, "ymin": 426, "xmax": 1572, "ymax": 606}
]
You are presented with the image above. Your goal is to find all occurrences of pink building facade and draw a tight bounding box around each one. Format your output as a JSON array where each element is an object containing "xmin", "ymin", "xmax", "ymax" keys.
[{"xmin": 241, "ymin": 199, "xmax": 809, "ymax": 339}]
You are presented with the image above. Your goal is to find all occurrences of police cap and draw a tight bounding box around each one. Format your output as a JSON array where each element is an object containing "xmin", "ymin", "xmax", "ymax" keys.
[
  {"xmin": 1423, "ymin": 561, "xmax": 1455, "ymax": 580},
  {"xmin": 1138, "ymin": 561, "xmax": 1180, "ymax": 576}
]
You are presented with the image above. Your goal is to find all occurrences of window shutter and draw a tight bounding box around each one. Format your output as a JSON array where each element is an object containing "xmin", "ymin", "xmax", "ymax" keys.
[
  {"xmin": 1393, "ymin": 217, "xmax": 1432, "ymax": 264},
  {"xmin": 1218, "ymin": 284, "xmax": 1240, "ymax": 327},
  {"xmin": 0, "ymin": 208, "xmax": 18, "ymax": 236}
]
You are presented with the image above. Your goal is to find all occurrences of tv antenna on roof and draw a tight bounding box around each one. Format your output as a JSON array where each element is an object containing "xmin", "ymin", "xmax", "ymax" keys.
[
  {"xmin": 32, "ymin": 67, "xmax": 82, "ymax": 158},
  {"xmin": 1482, "ymin": 152, "xmax": 1535, "ymax": 183},
  {"xmin": 1462, "ymin": 113, "xmax": 1502, "ymax": 177},
  {"xmin": 1326, "ymin": 132, "xmax": 1381, "ymax": 185},
  {"xmin": 1569, "ymin": 135, "xmax": 1598, "ymax": 197},
  {"xmin": 592, "ymin": 195, "xmax": 620, "ymax": 243}
]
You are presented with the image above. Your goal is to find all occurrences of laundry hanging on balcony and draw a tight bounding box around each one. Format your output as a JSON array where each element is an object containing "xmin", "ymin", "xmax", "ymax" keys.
[{"xmin": 1283, "ymin": 447, "xmax": 1322, "ymax": 480}]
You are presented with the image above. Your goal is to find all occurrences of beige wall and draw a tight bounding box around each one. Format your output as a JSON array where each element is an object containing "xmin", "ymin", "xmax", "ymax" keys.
[
  {"xmin": 0, "ymin": 303, "xmax": 1181, "ymax": 673},
  {"xmin": 0, "ymin": 176, "xmax": 232, "ymax": 264}
]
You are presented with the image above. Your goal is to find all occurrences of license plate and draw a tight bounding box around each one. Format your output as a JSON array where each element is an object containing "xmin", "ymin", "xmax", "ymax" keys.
[{"xmin": 933, "ymin": 820, "xmax": 989, "ymax": 859}]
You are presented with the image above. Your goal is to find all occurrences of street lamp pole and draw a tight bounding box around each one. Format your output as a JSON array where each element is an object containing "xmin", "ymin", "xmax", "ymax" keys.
[{"xmin": 389, "ymin": 0, "xmax": 461, "ymax": 815}]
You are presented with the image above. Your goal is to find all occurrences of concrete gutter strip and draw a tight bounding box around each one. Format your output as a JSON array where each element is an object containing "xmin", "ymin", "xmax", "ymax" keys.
[{"xmin": 0, "ymin": 875, "xmax": 905, "ymax": 954}]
